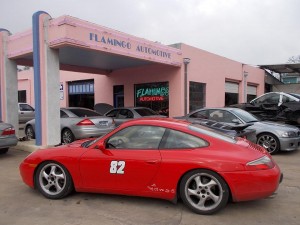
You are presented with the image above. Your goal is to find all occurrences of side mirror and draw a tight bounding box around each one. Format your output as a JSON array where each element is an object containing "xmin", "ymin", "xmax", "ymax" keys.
[
  {"xmin": 95, "ymin": 142, "xmax": 105, "ymax": 151},
  {"xmin": 95, "ymin": 142, "xmax": 113, "ymax": 156}
]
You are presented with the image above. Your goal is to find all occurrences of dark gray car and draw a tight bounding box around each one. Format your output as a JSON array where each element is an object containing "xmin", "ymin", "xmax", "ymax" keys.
[
  {"xmin": 25, "ymin": 107, "xmax": 115, "ymax": 144},
  {"xmin": 181, "ymin": 107, "xmax": 300, "ymax": 154},
  {"xmin": 104, "ymin": 107, "xmax": 166, "ymax": 126},
  {"xmin": 0, "ymin": 121, "xmax": 18, "ymax": 154}
]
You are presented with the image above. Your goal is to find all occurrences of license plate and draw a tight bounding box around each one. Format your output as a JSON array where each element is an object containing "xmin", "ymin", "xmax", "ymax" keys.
[{"xmin": 99, "ymin": 121, "xmax": 108, "ymax": 126}]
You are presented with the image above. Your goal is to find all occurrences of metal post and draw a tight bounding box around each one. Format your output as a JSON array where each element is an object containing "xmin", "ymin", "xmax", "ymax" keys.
[
  {"xmin": 183, "ymin": 58, "xmax": 190, "ymax": 115},
  {"xmin": 243, "ymin": 71, "xmax": 248, "ymax": 103}
]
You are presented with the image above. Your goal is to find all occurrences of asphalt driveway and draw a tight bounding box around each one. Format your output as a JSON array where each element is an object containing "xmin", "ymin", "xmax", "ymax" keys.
[{"xmin": 0, "ymin": 148, "xmax": 299, "ymax": 225}]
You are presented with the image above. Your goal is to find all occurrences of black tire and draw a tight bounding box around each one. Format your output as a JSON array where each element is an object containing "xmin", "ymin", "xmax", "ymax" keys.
[
  {"xmin": 257, "ymin": 133, "xmax": 280, "ymax": 154},
  {"xmin": 0, "ymin": 148, "xmax": 9, "ymax": 154},
  {"xmin": 180, "ymin": 169, "xmax": 229, "ymax": 215},
  {"xmin": 61, "ymin": 128, "xmax": 75, "ymax": 144},
  {"xmin": 34, "ymin": 161, "xmax": 74, "ymax": 199},
  {"xmin": 25, "ymin": 125, "xmax": 35, "ymax": 139}
]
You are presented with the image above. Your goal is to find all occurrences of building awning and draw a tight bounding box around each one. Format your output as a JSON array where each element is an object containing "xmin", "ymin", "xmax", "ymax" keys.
[{"xmin": 259, "ymin": 63, "xmax": 300, "ymax": 74}]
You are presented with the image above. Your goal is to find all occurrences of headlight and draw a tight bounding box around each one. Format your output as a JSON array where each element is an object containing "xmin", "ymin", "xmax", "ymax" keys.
[
  {"xmin": 246, "ymin": 156, "xmax": 275, "ymax": 170},
  {"xmin": 281, "ymin": 131, "xmax": 297, "ymax": 138}
]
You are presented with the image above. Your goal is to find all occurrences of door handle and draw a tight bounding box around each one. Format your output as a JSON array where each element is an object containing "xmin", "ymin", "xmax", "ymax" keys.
[{"xmin": 146, "ymin": 160, "xmax": 159, "ymax": 164}]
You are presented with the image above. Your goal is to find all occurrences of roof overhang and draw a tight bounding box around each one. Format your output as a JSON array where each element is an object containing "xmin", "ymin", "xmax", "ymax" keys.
[{"xmin": 7, "ymin": 15, "xmax": 182, "ymax": 74}]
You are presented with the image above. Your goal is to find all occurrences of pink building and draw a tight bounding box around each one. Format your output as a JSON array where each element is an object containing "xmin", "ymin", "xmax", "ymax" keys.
[{"xmin": 1, "ymin": 12, "xmax": 264, "ymax": 146}]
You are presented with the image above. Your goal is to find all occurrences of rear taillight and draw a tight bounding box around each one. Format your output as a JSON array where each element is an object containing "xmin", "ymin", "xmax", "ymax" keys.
[
  {"xmin": 246, "ymin": 156, "xmax": 275, "ymax": 170},
  {"xmin": 76, "ymin": 119, "xmax": 94, "ymax": 126},
  {"xmin": 2, "ymin": 127, "xmax": 15, "ymax": 136}
]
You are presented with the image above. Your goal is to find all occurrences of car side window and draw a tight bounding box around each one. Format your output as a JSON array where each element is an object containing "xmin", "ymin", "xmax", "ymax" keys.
[
  {"xmin": 282, "ymin": 95, "xmax": 296, "ymax": 103},
  {"xmin": 19, "ymin": 104, "xmax": 34, "ymax": 112},
  {"xmin": 106, "ymin": 109, "xmax": 119, "ymax": 118},
  {"xmin": 106, "ymin": 125, "xmax": 166, "ymax": 149},
  {"xmin": 189, "ymin": 111, "xmax": 208, "ymax": 119},
  {"xmin": 161, "ymin": 129, "xmax": 208, "ymax": 149},
  {"xmin": 208, "ymin": 110, "xmax": 223, "ymax": 122},
  {"xmin": 256, "ymin": 93, "xmax": 279, "ymax": 104},
  {"xmin": 118, "ymin": 109, "xmax": 134, "ymax": 119},
  {"xmin": 60, "ymin": 110, "xmax": 69, "ymax": 118}
]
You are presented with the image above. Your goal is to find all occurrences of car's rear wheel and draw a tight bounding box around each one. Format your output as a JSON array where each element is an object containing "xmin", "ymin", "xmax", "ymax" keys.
[
  {"xmin": 61, "ymin": 128, "xmax": 75, "ymax": 144},
  {"xmin": 180, "ymin": 169, "xmax": 229, "ymax": 215},
  {"xmin": 0, "ymin": 148, "xmax": 9, "ymax": 154},
  {"xmin": 25, "ymin": 125, "xmax": 35, "ymax": 139},
  {"xmin": 257, "ymin": 133, "xmax": 280, "ymax": 154},
  {"xmin": 35, "ymin": 161, "xmax": 73, "ymax": 199}
]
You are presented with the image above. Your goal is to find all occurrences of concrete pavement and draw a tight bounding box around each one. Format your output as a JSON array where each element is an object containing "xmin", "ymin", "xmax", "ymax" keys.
[{"xmin": 0, "ymin": 146, "xmax": 299, "ymax": 225}]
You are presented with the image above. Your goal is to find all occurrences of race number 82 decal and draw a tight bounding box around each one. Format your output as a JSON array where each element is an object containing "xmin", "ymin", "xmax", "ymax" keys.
[{"xmin": 110, "ymin": 161, "xmax": 125, "ymax": 174}]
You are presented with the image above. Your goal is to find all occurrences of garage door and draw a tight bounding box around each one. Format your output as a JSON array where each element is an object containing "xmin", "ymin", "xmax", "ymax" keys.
[{"xmin": 225, "ymin": 82, "xmax": 239, "ymax": 93}]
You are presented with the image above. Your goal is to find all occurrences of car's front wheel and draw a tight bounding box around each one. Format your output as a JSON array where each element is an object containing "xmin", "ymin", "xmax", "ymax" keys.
[
  {"xmin": 257, "ymin": 133, "xmax": 280, "ymax": 154},
  {"xmin": 180, "ymin": 169, "xmax": 229, "ymax": 215},
  {"xmin": 35, "ymin": 161, "xmax": 73, "ymax": 199}
]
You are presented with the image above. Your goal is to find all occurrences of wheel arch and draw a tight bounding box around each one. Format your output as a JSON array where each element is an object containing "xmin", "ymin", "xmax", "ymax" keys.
[
  {"xmin": 256, "ymin": 132, "xmax": 280, "ymax": 146},
  {"xmin": 175, "ymin": 167, "xmax": 233, "ymax": 202},
  {"xmin": 33, "ymin": 160, "xmax": 75, "ymax": 190}
]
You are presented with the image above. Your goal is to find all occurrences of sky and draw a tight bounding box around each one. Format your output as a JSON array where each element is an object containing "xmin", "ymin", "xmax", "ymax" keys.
[{"xmin": 1, "ymin": 0, "xmax": 299, "ymax": 66}]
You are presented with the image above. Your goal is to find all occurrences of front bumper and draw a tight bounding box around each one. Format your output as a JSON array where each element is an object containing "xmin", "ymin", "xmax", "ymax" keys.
[
  {"xmin": 19, "ymin": 161, "xmax": 36, "ymax": 188},
  {"xmin": 279, "ymin": 136, "xmax": 300, "ymax": 151}
]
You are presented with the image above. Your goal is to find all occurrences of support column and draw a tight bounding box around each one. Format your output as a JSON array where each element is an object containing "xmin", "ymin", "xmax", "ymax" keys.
[
  {"xmin": 0, "ymin": 29, "xmax": 18, "ymax": 134},
  {"xmin": 33, "ymin": 11, "xmax": 60, "ymax": 146}
]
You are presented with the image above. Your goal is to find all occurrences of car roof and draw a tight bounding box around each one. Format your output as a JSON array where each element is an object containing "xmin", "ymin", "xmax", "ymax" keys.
[
  {"xmin": 110, "ymin": 107, "xmax": 151, "ymax": 110},
  {"xmin": 121, "ymin": 117, "xmax": 191, "ymax": 127}
]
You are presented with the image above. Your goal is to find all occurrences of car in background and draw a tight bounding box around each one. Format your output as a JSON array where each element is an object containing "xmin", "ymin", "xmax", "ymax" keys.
[
  {"xmin": 231, "ymin": 92, "xmax": 300, "ymax": 126},
  {"xmin": 18, "ymin": 103, "xmax": 35, "ymax": 123},
  {"xmin": 20, "ymin": 118, "xmax": 282, "ymax": 215},
  {"xmin": 180, "ymin": 107, "xmax": 300, "ymax": 154},
  {"xmin": 104, "ymin": 107, "xmax": 166, "ymax": 126},
  {"xmin": 175, "ymin": 117, "xmax": 256, "ymax": 143},
  {"xmin": 0, "ymin": 121, "xmax": 18, "ymax": 154},
  {"xmin": 25, "ymin": 107, "xmax": 115, "ymax": 144}
]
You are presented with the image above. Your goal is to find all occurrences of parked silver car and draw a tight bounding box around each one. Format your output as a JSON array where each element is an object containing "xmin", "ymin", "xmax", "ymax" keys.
[
  {"xmin": 0, "ymin": 121, "xmax": 18, "ymax": 154},
  {"xmin": 25, "ymin": 107, "xmax": 115, "ymax": 144},
  {"xmin": 104, "ymin": 107, "xmax": 166, "ymax": 126},
  {"xmin": 180, "ymin": 107, "xmax": 300, "ymax": 154},
  {"xmin": 18, "ymin": 103, "xmax": 35, "ymax": 123}
]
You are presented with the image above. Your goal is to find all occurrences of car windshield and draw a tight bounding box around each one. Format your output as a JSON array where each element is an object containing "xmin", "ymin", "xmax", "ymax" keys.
[
  {"xmin": 231, "ymin": 108, "xmax": 259, "ymax": 123},
  {"xmin": 67, "ymin": 108, "xmax": 102, "ymax": 117},
  {"xmin": 189, "ymin": 124, "xmax": 237, "ymax": 143},
  {"xmin": 135, "ymin": 108, "xmax": 159, "ymax": 116}
]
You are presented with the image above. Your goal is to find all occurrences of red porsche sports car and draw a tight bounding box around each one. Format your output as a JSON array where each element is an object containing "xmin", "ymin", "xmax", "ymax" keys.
[{"xmin": 20, "ymin": 118, "xmax": 282, "ymax": 215}]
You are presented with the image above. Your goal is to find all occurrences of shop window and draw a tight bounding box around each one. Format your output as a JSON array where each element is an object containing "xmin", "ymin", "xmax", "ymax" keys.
[
  {"xmin": 113, "ymin": 85, "xmax": 124, "ymax": 107},
  {"xmin": 189, "ymin": 82, "xmax": 206, "ymax": 111},
  {"xmin": 225, "ymin": 82, "xmax": 239, "ymax": 106},
  {"xmin": 225, "ymin": 93, "xmax": 238, "ymax": 106},
  {"xmin": 68, "ymin": 80, "xmax": 94, "ymax": 109},
  {"xmin": 18, "ymin": 90, "xmax": 26, "ymax": 103},
  {"xmin": 135, "ymin": 82, "xmax": 169, "ymax": 116},
  {"xmin": 247, "ymin": 94, "xmax": 256, "ymax": 102}
]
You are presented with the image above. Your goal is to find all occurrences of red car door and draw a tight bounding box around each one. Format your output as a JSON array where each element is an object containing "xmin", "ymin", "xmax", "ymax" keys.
[
  {"xmin": 79, "ymin": 125, "xmax": 166, "ymax": 192},
  {"xmin": 79, "ymin": 148, "xmax": 161, "ymax": 192}
]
